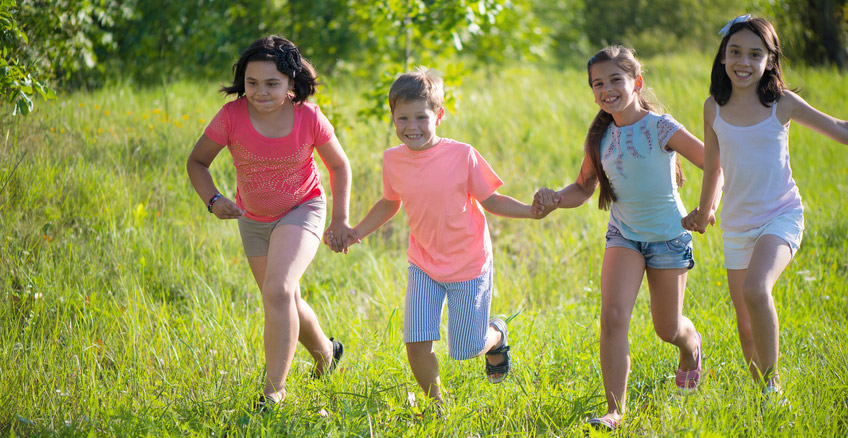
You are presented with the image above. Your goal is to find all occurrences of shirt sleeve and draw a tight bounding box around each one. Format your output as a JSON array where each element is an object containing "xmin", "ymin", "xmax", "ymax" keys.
[
  {"xmin": 312, "ymin": 104, "xmax": 335, "ymax": 146},
  {"xmin": 657, "ymin": 114, "xmax": 683, "ymax": 148},
  {"xmin": 204, "ymin": 105, "xmax": 230, "ymax": 146},
  {"xmin": 467, "ymin": 147, "xmax": 503, "ymax": 201}
]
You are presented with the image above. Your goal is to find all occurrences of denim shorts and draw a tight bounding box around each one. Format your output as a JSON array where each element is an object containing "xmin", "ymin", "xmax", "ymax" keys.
[
  {"xmin": 605, "ymin": 223, "xmax": 695, "ymax": 270},
  {"xmin": 237, "ymin": 195, "xmax": 326, "ymax": 257},
  {"xmin": 722, "ymin": 208, "xmax": 804, "ymax": 270}
]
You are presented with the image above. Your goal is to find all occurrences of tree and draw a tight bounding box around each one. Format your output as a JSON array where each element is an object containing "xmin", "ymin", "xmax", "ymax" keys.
[{"xmin": 0, "ymin": 0, "xmax": 55, "ymax": 116}]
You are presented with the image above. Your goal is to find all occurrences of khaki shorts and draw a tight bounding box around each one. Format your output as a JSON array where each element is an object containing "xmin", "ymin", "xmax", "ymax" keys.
[{"xmin": 237, "ymin": 195, "xmax": 326, "ymax": 257}]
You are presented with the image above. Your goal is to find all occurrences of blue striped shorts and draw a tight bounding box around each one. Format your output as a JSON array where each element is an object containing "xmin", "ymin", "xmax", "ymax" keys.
[{"xmin": 404, "ymin": 260, "xmax": 494, "ymax": 361}]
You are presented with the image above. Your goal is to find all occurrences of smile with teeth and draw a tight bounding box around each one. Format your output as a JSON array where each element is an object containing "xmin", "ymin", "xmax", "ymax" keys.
[
  {"xmin": 734, "ymin": 70, "xmax": 752, "ymax": 78},
  {"xmin": 603, "ymin": 96, "xmax": 619, "ymax": 104}
]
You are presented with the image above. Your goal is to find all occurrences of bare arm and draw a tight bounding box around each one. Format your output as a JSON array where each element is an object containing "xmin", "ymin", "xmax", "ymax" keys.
[
  {"xmin": 784, "ymin": 90, "xmax": 848, "ymax": 144},
  {"xmin": 186, "ymin": 134, "xmax": 244, "ymax": 219},
  {"xmin": 683, "ymin": 98, "xmax": 722, "ymax": 233},
  {"xmin": 533, "ymin": 152, "xmax": 599, "ymax": 215},
  {"xmin": 480, "ymin": 192, "xmax": 535, "ymax": 219},
  {"xmin": 666, "ymin": 123, "xmax": 724, "ymax": 212},
  {"xmin": 315, "ymin": 135, "xmax": 354, "ymax": 251},
  {"xmin": 351, "ymin": 198, "xmax": 402, "ymax": 243},
  {"xmin": 666, "ymin": 126, "xmax": 705, "ymax": 169}
]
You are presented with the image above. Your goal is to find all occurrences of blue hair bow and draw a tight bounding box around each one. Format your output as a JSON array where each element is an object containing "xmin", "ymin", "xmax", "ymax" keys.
[{"xmin": 719, "ymin": 14, "xmax": 751, "ymax": 36}]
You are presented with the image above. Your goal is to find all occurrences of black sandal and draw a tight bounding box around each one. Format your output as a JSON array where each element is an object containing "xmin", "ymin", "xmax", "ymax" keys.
[
  {"xmin": 312, "ymin": 337, "xmax": 344, "ymax": 379},
  {"xmin": 485, "ymin": 318, "xmax": 510, "ymax": 383}
]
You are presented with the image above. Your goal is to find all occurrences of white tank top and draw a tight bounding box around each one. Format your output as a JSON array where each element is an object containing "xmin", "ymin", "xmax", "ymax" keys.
[{"xmin": 713, "ymin": 102, "xmax": 803, "ymax": 232}]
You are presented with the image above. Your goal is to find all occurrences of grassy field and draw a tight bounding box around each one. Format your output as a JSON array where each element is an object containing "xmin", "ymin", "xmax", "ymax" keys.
[{"xmin": 1, "ymin": 54, "xmax": 846, "ymax": 436}]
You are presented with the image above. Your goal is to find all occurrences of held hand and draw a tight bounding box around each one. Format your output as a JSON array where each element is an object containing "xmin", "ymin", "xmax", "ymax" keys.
[
  {"xmin": 531, "ymin": 187, "xmax": 560, "ymax": 219},
  {"xmin": 681, "ymin": 207, "xmax": 715, "ymax": 234},
  {"xmin": 211, "ymin": 197, "xmax": 245, "ymax": 219},
  {"xmin": 323, "ymin": 221, "xmax": 360, "ymax": 254}
]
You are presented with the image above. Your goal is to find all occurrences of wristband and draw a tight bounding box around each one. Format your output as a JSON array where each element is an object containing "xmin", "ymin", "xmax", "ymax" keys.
[{"xmin": 207, "ymin": 193, "xmax": 223, "ymax": 213}]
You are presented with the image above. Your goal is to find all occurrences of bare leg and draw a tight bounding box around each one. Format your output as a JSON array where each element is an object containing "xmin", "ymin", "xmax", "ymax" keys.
[
  {"xmin": 245, "ymin": 225, "xmax": 328, "ymax": 402},
  {"xmin": 741, "ymin": 234, "xmax": 793, "ymax": 387},
  {"xmin": 406, "ymin": 341, "xmax": 443, "ymax": 402},
  {"xmin": 645, "ymin": 267, "xmax": 699, "ymax": 371},
  {"xmin": 457, "ymin": 324, "xmax": 506, "ymax": 379},
  {"xmin": 727, "ymin": 269, "xmax": 760, "ymax": 381},
  {"xmin": 598, "ymin": 247, "xmax": 646, "ymax": 421}
]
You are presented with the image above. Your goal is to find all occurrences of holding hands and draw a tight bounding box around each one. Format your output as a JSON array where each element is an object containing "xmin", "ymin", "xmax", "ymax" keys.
[
  {"xmin": 323, "ymin": 222, "xmax": 360, "ymax": 254},
  {"xmin": 681, "ymin": 207, "xmax": 715, "ymax": 234},
  {"xmin": 532, "ymin": 187, "xmax": 560, "ymax": 219}
]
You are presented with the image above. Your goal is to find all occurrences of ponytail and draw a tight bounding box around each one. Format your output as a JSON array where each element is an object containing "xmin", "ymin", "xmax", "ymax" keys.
[{"xmin": 586, "ymin": 109, "xmax": 616, "ymax": 210}]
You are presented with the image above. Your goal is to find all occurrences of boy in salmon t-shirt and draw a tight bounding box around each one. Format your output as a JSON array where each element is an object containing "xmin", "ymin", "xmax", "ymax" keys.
[{"xmin": 328, "ymin": 67, "xmax": 548, "ymax": 411}]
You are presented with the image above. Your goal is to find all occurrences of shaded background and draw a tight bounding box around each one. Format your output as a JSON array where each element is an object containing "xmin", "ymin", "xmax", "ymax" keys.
[{"xmin": 2, "ymin": 0, "xmax": 846, "ymax": 116}]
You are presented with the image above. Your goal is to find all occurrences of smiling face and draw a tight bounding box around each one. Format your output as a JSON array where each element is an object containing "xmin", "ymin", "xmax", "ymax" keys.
[
  {"xmin": 392, "ymin": 99, "xmax": 444, "ymax": 151},
  {"xmin": 589, "ymin": 61, "xmax": 643, "ymax": 117},
  {"xmin": 723, "ymin": 28, "xmax": 772, "ymax": 90},
  {"xmin": 244, "ymin": 60, "xmax": 292, "ymax": 113}
]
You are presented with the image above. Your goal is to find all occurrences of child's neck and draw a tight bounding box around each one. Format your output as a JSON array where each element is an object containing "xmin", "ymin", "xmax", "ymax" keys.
[
  {"xmin": 611, "ymin": 105, "xmax": 649, "ymax": 127},
  {"xmin": 728, "ymin": 85, "xmax": 761, "ymax": 107}
]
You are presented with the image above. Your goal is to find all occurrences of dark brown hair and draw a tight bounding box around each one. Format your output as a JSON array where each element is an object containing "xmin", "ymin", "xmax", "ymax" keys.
[
  {"xmin": 585, "ymin": 45, "xmax": 685, "ymax": 210},
  {"xmin": 710, "ymin": 16, "xmax": 787, "ymax": 106},
  {"xmin": 220, "ymin": 36, "xmax": 317, "ymax": 104}
]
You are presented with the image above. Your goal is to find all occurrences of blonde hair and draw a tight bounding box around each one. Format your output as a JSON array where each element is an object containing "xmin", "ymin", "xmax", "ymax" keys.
[{"xmin": 388, "ymin": 67, "xmax": 444, "ymax": 112}]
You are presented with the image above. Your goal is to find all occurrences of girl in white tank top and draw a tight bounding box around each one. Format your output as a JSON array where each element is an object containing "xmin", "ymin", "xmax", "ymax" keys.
[{"xmin": 682, "ymin": 15, "xmax": 848, "ymax": 401}]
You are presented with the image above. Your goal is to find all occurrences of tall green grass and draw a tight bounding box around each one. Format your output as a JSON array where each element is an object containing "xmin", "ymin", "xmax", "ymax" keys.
[{"xmin": 1, "ymin": 54, "xmax": 846, "ymax": 436}]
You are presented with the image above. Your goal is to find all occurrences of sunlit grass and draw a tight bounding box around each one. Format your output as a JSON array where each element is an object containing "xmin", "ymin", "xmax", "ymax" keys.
[{"xmin": 1, "ymin": 53, "xmax": 846, "ymax": 436}]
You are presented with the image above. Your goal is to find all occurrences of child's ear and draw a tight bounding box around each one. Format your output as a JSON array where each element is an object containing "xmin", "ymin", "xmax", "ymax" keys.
[
  {"xmin": 635, "ymin": 75, "xmax": 643, "ymax": 92},
  {"xmin": 435, "ymin": 107, "xmax": 445, "ymax": 125}
]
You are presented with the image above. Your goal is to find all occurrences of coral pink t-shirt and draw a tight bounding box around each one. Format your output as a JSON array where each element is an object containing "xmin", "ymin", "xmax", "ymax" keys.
[
  {"xmin": 382, "ymin": 138, "xmax": 503, "ymax": 282},
  {"xmin": 204, "ymin": 97, "xmax": 334, "ymax": 222}
]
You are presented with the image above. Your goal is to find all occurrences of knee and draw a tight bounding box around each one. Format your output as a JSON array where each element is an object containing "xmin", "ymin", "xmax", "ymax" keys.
[
  {"xmin": 654, "ymin": 323, "xmax": 681, "ymax": 344},
  {"xmin": 406, "ymin": 341, "xmax": 433, "ymax": 360},
  {"xmin": 262, "ymin": 280, "xmax": 298, "ymax": 309},
  {"xmin": 600, "ymin": 306, "xmax": 630, "ymax": 337},
  {"xmin": 741, "ymin": 280, "xmax": 771, "ymax": 306}
]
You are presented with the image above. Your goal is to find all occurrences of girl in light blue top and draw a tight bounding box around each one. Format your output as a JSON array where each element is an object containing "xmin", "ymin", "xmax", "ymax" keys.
[
  {"xmin": 683, "ymin": 15, "xmax": 848, "ymax": 402},
  {"xmin": 534, "ymin": 45, "xmax": 721, "ymax": 432}
]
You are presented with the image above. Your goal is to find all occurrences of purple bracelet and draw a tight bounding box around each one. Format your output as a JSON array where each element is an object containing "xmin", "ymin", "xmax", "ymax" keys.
[{"xmin": 207, "ymin": 193, "xmax": 223, "ymax": 213}]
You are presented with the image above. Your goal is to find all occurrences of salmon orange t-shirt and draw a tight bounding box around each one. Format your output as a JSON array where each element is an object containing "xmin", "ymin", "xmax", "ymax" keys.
[
  {"xmin": 204, "ymin": 97, "xmax": 334, "ymax": 222},
  {"xmin": 382, "ymin": 138, "xmax": 503, "ymax": 282}
]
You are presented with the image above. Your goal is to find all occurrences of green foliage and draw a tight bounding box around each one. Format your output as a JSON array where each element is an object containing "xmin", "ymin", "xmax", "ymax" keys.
[
  {"xmin": 15, "ymin": 0, "xmax": 130, "ymax": 84},
  {"xmin": 104, "ymin": 0, "xmax": 285, "ymax": 84},
  {"xmin": 0, "ymin": 0, "xmax": 56, "ymax": 115},
  {"xmin": 580, "ymin": 0, "xmax": 744, "ymax": 57},
  {"xmin": 753, "ymin": 0, "xmax": 848, "ymax": 69}
]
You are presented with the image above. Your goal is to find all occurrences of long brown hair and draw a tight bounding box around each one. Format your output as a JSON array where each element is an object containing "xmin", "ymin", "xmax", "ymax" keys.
[
  {"xmin": 710, "ymin": 16, "xmax": 787, "ymax": 106},
  {"xmin": 585, "ymin": 45, "xmax": 685, "ymax": 210}
]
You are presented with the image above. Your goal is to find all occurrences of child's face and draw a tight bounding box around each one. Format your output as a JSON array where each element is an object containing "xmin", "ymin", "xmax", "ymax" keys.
[
  {"xmin": 722, "ymin": 29, "xmax": 771, "ymax": 90},
  {"xmin": 589, "ymin": 61, "xmax": 643, "ymax": 116},
  {"xmin": 392, "ymin": 99, "xmax": 444, "ymax": 151},
  {"xmin": 244, "ymin": 60, "xmax": 292, "ymax": 113}
]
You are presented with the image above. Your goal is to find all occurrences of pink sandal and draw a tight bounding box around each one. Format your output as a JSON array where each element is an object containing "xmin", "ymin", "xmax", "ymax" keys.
[
  {"xmin": 587, "ymin": 416, "xmax": 620, "ymax": 432},
  {"xmin": 675, "ymin": 331, "xmax": 702, "ymax": 392}
]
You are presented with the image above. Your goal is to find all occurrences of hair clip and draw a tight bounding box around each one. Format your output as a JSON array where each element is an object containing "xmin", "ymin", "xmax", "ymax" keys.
[{"xmin": 719, "ymin": 14, "xmax": 751, "ymax": 36}]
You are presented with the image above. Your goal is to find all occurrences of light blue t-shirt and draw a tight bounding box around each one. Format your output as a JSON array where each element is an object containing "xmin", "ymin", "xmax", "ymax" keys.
[{"xmin": 601, "ymin": 112, "xmax": 687, "ymax": 242}]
